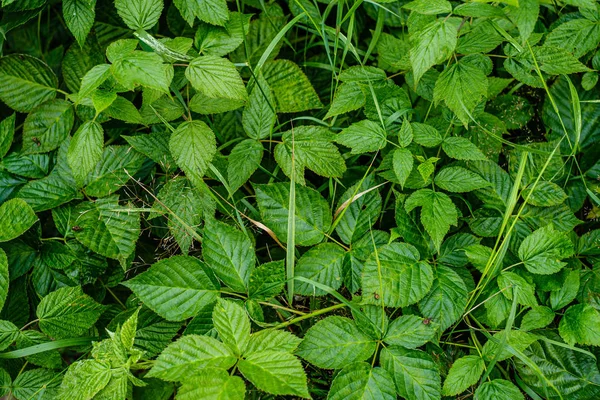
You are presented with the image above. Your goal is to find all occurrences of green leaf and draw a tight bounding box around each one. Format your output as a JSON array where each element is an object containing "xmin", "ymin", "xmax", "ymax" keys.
[
  {"xmin": 434, "ymin": 59, "xmax": 488, "ymax": 126},
  {"xmin": 521, "ymin": 181, "xmax": 567, "ymax": 207},
  {"xmin": 295, "ymin": 243, "xmax": 345, "ymax": 295},
  {"xmin": 239, "ymin": 350, "xmax": 309, "ymax": 398},
  {"xmin": 12, "ymin": 368, "xmax": 61, "ymax": 400},
  {"xmin": 533, "ymin": 46, "xmax": 591, "ymax": 75},
  {"xmin": 276, "ymin": 126, "xmax": 346, "ymax": 184},
  {"xmin": 412, "ymin": 123, "xmax": 442, "ymax": 148},
  {"xmin": 404, "ymin": 0, "xmax": 452, "ymax": 15},
  {"xmin": 384, "ymin": 315, "xmax": 437, "ymax": 349},
  {"xmin": 174, "ymin": 0, "xmax": 229, "ymax": 27},
  {"xmin": 37, "ymin": 286, "xmax": 104, "ymax": 338},
  {"xmin": 178, "ymin": 368, "xmax": 245, "ymax": 400},
  {"xmin": 434, "ymin": 166, "xmax": 490, "ymax": 193},
  {"xmin": 111, "ymin": 51, "xmax": 173, "ymax": 94},
  {"xmin": 550, "ymin": 269, "xmax": 579, "ymax": 310},
  {"xmin": 72, "ymin": 196, "xmax": 140, "ymax": 265},
  {"xmin": 520, "ymin": 306, "xmax": 555, "ymax": 331},
  {"xmin": 559, "ymin": 304, "xmax": 600, "ymax": 346},
  {"xmin": 518, "ymin": 225, "xmax": 574, "ymax": 275},
  {"xmin": 119, "ymin": 308, "xmax": 138, "ymax": 350},
  {"xmin": 242, "ymin": 75, "xmax": 276, "ymax": 140},
  {"xmin": 148, "ymin": 334, "xmax": 236, "ymax": 381},
  {"xmin": 0, "ymin": 320, "xmax": 18, "ymax": 351},
  {"xmin": 0, "ymin": 114, "xmax": 15, "ymax": 159},
  {"xmin": 203, "ymin": 219, "xmax": 255, "ymax": 292},
  {"xmin": 405, "ymin": 189, "xmax": 458, "ymax": 250},
  {"xmin": 335, "ymin": 176, "xmax": 382, "ymax": 245},
  {"xmin": 474, "ymin": 379, "xmax": 524, "ymax": 400},
  {"xmin": 325, "ymin": 82, "xmax": 366, "ymax": 119},
  {"xmin": 0, "ymin": 54, "xmax": 58, "ymax": 112},
  {"xmin": 254, "ymin": 183, "xmax": 331, "ymax": 246},
  {"xmin": 545, "ymin": 18, "xmax": 600, "ymax": 58},
  {"xmin": 297, "ymin": 316, "xmax": 376, "ymax": 369},
  {"xmin": 380, "ymin": 346, "xmax": 441, "ymax": 400},
  {"xmin": 419, "ymin": 265, "xmax": 467, "ymax": 331},
  {"xmin": 115, "ymin": 0, "xmax": 163, "ymax": 30},
  {"xmin": 0, "ymin": 199, "xmax": 38, "ymax": 242},
  {"xmin": 248, "ymin": 260, "xmax": 285, "ymax": 301},
  {"xmin": 516, "ymin": 338, "xmax": 600, "ymax": 399},
  {"xmin": 262, "ymin": 59, "xmax": 323, "ymax": 113},
  {"xmin": 195, "ymin": 12, "xmax": 249, "ymax": 56},
  {"xmin": 0, "ymin": 251, "xmax": 8, "ymax": 314},
  {"xmin": 442, "ymin": 355, "xmax": 485, "ymax": 396},
  {"xmin": 245, "ymin": 329, "xmax": 302, "ymax": 356},
  {"xmin": 213, "ymin": 298, "xmax": 250, "ymax": 355},
  {"xmin": 393, "ymin": 148, "xmax": 414, "ymax": 189},
  {"xmin": 122, "ymin": 256, "xmax": 219, "ymax": 321},
  {"xmin": 337, "ymin": 120, "xmax": 387, "ymax": 154},
  {"xmin": 482, "ymin": 330, "xmax": 537, "ymax": 361},
  {"xmin": 409, "ymin": 19, "xmax": 457, "ymax": 85},
  {"xmin": 170, "ymin": 121, "xmax": 217, "ymax": 185},
  {"xmin": 227, "ymin": 139, "xmax": 263, "ymax": 192},
  {"xmin": 84, "ymin": 145, "xmax": 145, "ymax": 198},
  {"xmin": 22, "ymin": 99, "xmax": 74, "ymax": 154},
  {"xmin": 63, "ymin": 0, "xmax": 97, "ymax": 47},
  {"xmin": 328, "ymin": 363, "xmax": 396, "ymax": 400},
  {"xmin": 363, "ymin": 242, "xmax": 434, "ymax": 308},
  {"xmin": 67, "ymin": 120, "xmax": 104, "ymax": 185},
  {"xmin": 186, "ymin": 56, "xmax": 247, "ymax": 101},
  {"xmin": 125, "ymin": 130, "xmax": 176, "ymax": 172},
  {"xmin": 506, "ymin": 0, "xmax": 538, "ymax": 42},
  {"xmin": 498, "ymin": 271, "xmax": 537, "ymax": 307},
  {"xmin": 58, "ymin": 360, "xmax": 111, "ymax": 400},
  {"xmin": 442, "ymin": 137, "xmax": 487, "ymax": 160}
]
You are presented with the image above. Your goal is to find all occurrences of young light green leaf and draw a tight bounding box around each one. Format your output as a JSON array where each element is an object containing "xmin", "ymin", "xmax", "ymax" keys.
[
  {"xmin": 122, "ymin": 256, "xmax": 220, "ymax": 321},
  {"xmin": 58, "ymin": 360, "xmax": 111, "ymax": 400},
  {"xmin": 0, "ymin": 198, "xmax": 38, "ymax": 242},
  {"xmin": 147, "ymin": 334, "xmax": 236, "ymax": 381},
  {"xmin": 442, "ymin": 355, "xmax": 485, "ymax": 396},
  {"xmin": 37, "ymin": 286, "xmax": 105, "ymax": 338},
  {"xmin": 412, "ymin": 123, "xmax": 442, "ymax": 147},
  {"xmin": 404, "ymin": 0, "xmax": 452, "ymax": 15},
  {"xmin": 244, "ymin": 329, "xmax": 302, "ymax": 356},
  {"xmin": 497, "ymin": 272, "xmax": 537, "ymax": 307},
  {"xmin": 297, "ymin": 316, "xmax": 376, "ymax": 369},
  {"xmin": 111, "ymin": 51, "xmax": 173, "ymax": 94}
]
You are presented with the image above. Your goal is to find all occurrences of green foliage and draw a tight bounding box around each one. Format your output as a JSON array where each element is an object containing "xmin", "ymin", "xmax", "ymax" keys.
[{"xmin": 0, "ymin": 0, "xmax": 599, "ymax": 399}]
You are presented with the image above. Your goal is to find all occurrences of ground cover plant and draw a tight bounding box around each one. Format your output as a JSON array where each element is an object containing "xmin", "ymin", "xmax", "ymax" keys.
[{"xmin": 0, "ymin": 0, "xmax": 599, "ymax": 398}]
